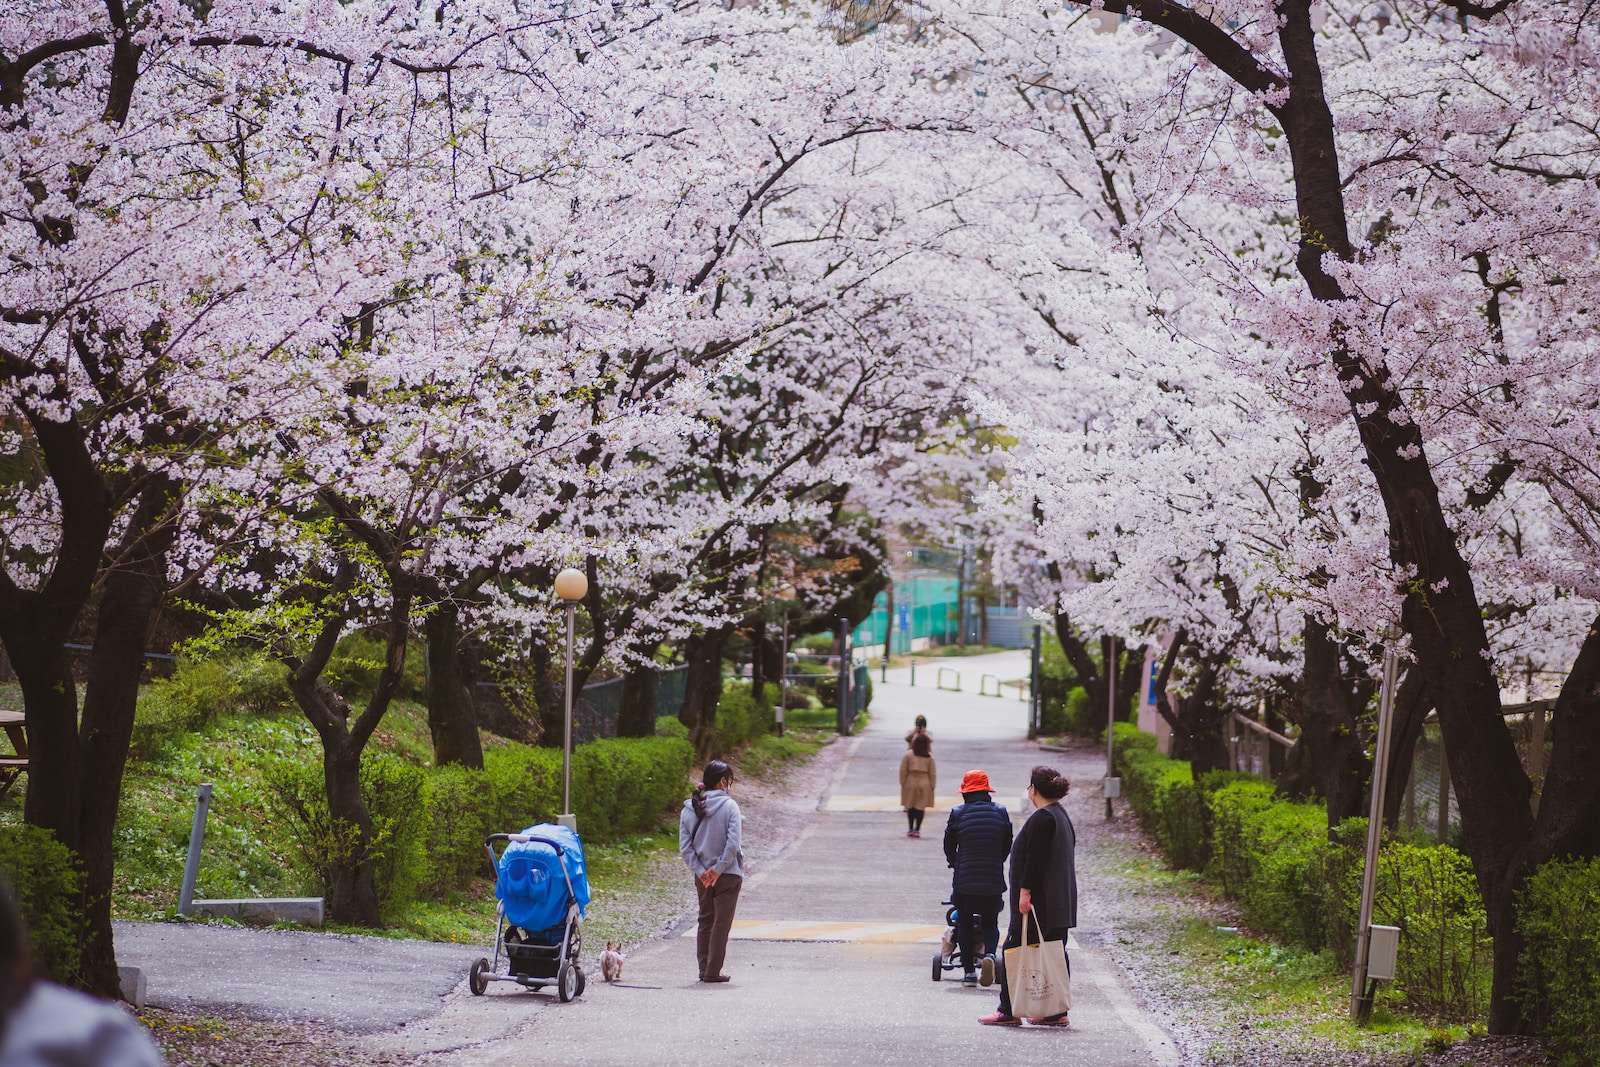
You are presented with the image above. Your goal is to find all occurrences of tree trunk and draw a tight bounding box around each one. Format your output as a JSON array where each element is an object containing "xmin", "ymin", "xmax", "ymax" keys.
[
  {"xmin": 424, "ymin": 603, "xmax": 483, "ymax": 769},
  {"xmin": 617, "ymin": 663, "xmax": 660, "ymax": 738},
  {"xmin": 750, "ymin": 613, "xmax": 767, "ymax": 702},
  {"xmin": 680, "ymin": 628, "xmax": 729, "ymax": 753},
  {"xmin": 1280, "ymin": 618, "xmax": 1373, "ymax": 829},
  {"xmin": 1053, "ymin": 615, "xmax": 1107, "ymax": 728},
  {"xmin": 1381, "ymin": 666, "xmax": 1434, "ymax": 830},
  {"xmin": 323, "ymin": 740, "xmax": 380, "ymax": 926},
  {"xmin": 74, "ymin": 537, "xmax": 169, "ymax": 995}
]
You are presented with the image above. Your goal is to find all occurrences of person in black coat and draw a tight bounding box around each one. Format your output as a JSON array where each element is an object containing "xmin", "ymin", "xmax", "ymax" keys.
[
  {"xmin": 980, "ymin": 765, "xmax": 1077, "ymax": 1027},
  {"xmin": 942, "ymin": 769, "xmax": 1012, "ymax": 986}
]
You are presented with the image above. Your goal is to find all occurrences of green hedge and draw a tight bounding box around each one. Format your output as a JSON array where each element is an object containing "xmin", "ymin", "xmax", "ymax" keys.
[
  {"xmin": 269, "ymin": 734, "xmax": 694, "ymax": 920},
  {"xmin": 1113, "ymin": 722, "xmax": 1491, "ymax": 1021},
  {"xmin": 701, "ymin": 682, "xmax": 777, "ymax": 755},
  {"xmin": 0, "ymin": 824, "xmax": 83, "ymax": 984},
  {"xmin": 1113, "ymin": 723, "xmax": 1208, "ymax": 870},
  {"xmin": 1518, "ymin": 857, "xmax": 1600, "ymax": 1066}
]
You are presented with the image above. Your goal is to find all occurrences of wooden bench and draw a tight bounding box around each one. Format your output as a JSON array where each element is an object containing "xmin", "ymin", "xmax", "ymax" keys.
[{"xmin": 0, "ymin": 709, "xmax": 26, "ymax": 800}]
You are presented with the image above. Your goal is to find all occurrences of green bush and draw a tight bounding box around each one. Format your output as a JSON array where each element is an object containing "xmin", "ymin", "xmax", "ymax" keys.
[
  {"xmin": 1518, "ymin": 857, "xmax": 1600, "ymax": 1064},
  {"xmin": 812, "ymin": 674, "xmax": 838, "ymax": 709},
  {"xmin": 795, "ymin": 633, "xmax": 836, "ymax": 653},
  {"xmin": 780, "ymin": 687, "xmax": 812, "ymax": 711},
  {"xmin": 419, "ymin": 764, "xmax": 495, "ymax": 895},
  {"xmin": 325, "ymin": 632, "xmax": 426, "ymax": 702},
  {"xmin": 1038, "ymin": 631, "xmax": 1075, "ymax": 725},
  {"xmin": 573, "ymin": 736, "xmax": 694, "ymax": 841},
  {"xmin": 265, "ymin": 753, "xmax": 428, "ymax": 920},
  {"xmin": 1372, "ymin": 839, "xmax": 1491, "ymax": 1019},
  {"xmin": 1066, "ymin": 686, "xmax": 1096, "ymax": 736},
  {"xmin": 482, "ymin": 735, "xmax": 692, "ymax": 844},
  {"xmin": 699, "ymin": 682, "xmax": 777, "ymax": 755},
  {"xmin": 133, "ymin": 652, "xmax": 291, "ymax": 759},
  {"xmin": 656, "ymin": 716, "xmax": 689, "ymax": 740},
  {"xmin": 1206, "ymin": 780, "xmax": 1328, "ymax": 948},
  {"xmin": 0, "ymin": 824, "xmax": 82, "ymax": 984},
  {"xmin": 1113, "ymin": 724, "xmax": 1208, "ymax": 870}
]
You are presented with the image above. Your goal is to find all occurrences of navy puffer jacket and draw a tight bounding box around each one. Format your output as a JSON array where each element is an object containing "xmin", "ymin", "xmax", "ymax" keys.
[{"xmin": 943, "ymin": 796, "xmax": 1013, "ymax": 895}]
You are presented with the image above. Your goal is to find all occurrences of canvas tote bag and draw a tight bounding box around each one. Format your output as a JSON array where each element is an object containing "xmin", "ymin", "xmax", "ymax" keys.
[{"xmin": 1003, "ymin": 911, "xmax": 1072, "ymax": 1019}]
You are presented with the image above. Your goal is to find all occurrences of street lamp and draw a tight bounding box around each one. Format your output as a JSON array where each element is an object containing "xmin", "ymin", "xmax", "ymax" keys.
[{"xmin": 554, "ymin": 566, "xmax": 588, "ymax": 830}]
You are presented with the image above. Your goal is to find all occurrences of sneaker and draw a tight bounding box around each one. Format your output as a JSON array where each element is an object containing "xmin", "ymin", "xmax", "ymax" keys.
[
  {"xmin": 979, "ymin": 956, "xmax": 995, "ymax": 987},
  {"xmin": 910, "ymin": 830, "xmax": 921, "ymax": 838},
  {"xmin": 961, "ymin": 972, "xmax": 978, "ymax": 986},
  {"xmin": 701, "ymin": 974, "xmax": 731, "ymax": 983},
  {"xmin": 978, "ymin": 1011, "xmax": 1020, "ymax": 1026}
]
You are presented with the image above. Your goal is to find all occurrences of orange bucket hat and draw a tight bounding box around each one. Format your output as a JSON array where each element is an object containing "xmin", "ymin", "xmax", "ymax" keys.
[{"xmin": 960, "ymin": 769, "xmax": 992, "ymax": 794}]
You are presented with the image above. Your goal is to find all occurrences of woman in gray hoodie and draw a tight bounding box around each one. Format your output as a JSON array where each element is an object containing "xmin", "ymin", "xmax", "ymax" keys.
[{"xmin": 679, "ymin": 759, "xmax": 744, "ymax": 983}]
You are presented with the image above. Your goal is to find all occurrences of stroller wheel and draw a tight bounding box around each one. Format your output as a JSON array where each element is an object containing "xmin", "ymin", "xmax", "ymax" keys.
[
  {"xmin": 557, "ymin": 961, "xmax": 578, "ymax": 1003},
  {"xmin": 574, "ymin": 967, "xmax": 587, "ymax": 999},
  {"xmin": 931, "ymin": 951, "xmax": 943, "ymax": 982},
  {"xmin": 469, "ymin": 957, "xmax": 489, "ymax": 996}
]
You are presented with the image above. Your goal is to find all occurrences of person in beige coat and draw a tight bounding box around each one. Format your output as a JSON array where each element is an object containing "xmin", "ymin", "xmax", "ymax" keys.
[{"xmin": 900, "ymin": 733, "xmax": 936, "ymax": 837}]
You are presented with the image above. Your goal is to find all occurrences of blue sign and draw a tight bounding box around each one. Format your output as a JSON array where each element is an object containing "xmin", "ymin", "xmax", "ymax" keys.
[{"xmin": 897, "ymin": 604, "xmax": 911, "ymax": 630}]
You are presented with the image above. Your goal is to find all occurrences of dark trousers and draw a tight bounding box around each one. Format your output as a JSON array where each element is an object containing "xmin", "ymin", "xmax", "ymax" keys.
[
  {"xmin": 907, "ymin": 808, "xmax": 925, "ymax": 832},
  {"xmin": 952, "ymin": 892, "xmax": 1002, "ymax": 973},
  {"xmin": 997, "ymin": 912, "xmax": 1070, "ymax": 1018},
  {"xmin": 695, "ymin": 873, "xmax": 743, "ymax": 979}
]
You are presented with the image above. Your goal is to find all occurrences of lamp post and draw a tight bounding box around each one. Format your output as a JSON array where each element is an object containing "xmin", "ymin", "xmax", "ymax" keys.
[{"xmin": 554, "ymin": 566, "xmax": 588, "ymax": 830}]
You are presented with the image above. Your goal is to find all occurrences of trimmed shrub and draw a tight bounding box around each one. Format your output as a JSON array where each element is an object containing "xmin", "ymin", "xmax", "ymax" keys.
[
  {"xmin": 482, "ymin": 744, "xmax": 562, "ymax": 834},
  {"xmin": 482, "ymin": 735, "xmax": 692, "ymax": 844},
  {"xmin": 702, "ymin": 682, "xmax": 776, "ymax": 755},
  {"xmin": 1518, "ymin": 857, "xmax": 1600, "ymax": 1064},
  {"xmin": 0, "ymin": 824, "xmax": 82, "ymax": 985},
  {"xmin": 1372, "ymin": 839, "xmax": 1491, "ymax": 1020},
  {"xmin": 419, "ymin": 764, "xmax": 495, "ymax": 895},
  {"xmin": 1113, "ymin": 724, "xmax": 1207, "ymax": 870},
  {"xmin": 656, "ymin": 716, "xmax": 690, "ymax": 740},
  {"xmin": 573, "ymin": 736, "xmax": 694, "ymax": 841},
  {"xmin": 1066, "ymin": 686, "xmax": 1096, "ymax": 736},
  {"xmin": 1206, "ymin": 780, "xmax": 1328, "ymax": 948}
]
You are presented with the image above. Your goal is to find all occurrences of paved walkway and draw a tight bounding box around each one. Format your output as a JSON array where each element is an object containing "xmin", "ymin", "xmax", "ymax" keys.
[{"xmin": 441, "ymin": 651, "xmax": 1178, "ymax": 1066}]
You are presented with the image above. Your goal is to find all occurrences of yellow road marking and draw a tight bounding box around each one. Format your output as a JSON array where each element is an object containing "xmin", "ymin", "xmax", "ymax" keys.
[{"xmin": 681, "ymin": 920, "xmax": 947, "ymax": 944}]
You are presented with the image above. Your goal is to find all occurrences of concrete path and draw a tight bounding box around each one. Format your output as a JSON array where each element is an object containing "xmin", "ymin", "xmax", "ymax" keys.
[
  {"xmin": 436, "ymin": 651, "xmax": 1178, "ymax": 1066},
  {"xmin": 115, "ymin": 921, "xmax": 469, "ymax": 1032}
]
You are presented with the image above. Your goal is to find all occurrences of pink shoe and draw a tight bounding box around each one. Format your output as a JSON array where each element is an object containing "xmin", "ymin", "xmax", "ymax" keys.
[{"xmin": 978, "ymin": 1012, "xmax": 1020, "ymax": 1026}]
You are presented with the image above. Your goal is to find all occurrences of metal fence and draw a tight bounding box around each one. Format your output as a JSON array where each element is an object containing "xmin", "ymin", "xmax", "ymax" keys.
[{"xmin": 475, "ymin": 664, "xmax": 690, "ymax": 745}]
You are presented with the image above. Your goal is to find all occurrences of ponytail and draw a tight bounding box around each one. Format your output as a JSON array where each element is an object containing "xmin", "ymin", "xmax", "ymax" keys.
[{"xmin": 693, "ymin": 759, "xmax": 732, "ymax": 818}]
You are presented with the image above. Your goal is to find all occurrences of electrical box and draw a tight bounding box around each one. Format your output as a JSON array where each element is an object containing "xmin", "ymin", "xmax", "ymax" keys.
[
  {"xmin": 1367, "ymin": 924, "xmax": 1401, "ymax": 981},
  {"xmin": 1103, "ymin": 776, "xmax": 1123, "ymax": 799}
]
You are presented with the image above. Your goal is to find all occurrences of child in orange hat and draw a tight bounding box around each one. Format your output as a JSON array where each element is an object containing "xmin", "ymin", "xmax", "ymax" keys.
[{"xmin": 942, "ymin": 769, "xmax": 1012, "ymax": 985}]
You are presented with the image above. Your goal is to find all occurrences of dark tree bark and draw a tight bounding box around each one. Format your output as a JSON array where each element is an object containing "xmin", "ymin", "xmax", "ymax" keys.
[
  {"xmin": 1278, "ymin": 618, "xmax": 1375, "ymax": 829},
  {"xmin": 617, "ymin": 661, "xmax": 660, "ymax": 738},
  {"xmin": 424, "ymin": 602, "xmax": 483, "ymax": 769},
  {"xmin": 73, "ymin": 480, "xmax": 179, "ymax": 994},
  {"xmin": 1147, "ymin": 630, "xmax": 1230, "ymax": 775},
  {"xmin": 679, "ymin": 627, "xmax": 731, "ymax": 754},
  {"xmin": 280, "ymin": 558, "xmax": 414, "ymax": 927},
  {"xmin": 1381, "ymin": 665, "xmax": 1435, "ymax": 830}
]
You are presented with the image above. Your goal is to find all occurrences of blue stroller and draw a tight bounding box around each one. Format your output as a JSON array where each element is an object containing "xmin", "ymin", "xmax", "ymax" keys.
[{"xmin": 468, "ymin": 824, "xmax": 591, "ymax": 1002}]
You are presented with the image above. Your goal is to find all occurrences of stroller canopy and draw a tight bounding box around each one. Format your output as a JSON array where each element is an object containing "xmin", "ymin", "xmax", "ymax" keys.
[{"xmin": 496, "ymin": 824, "xmax": 591, "ymax": 933}]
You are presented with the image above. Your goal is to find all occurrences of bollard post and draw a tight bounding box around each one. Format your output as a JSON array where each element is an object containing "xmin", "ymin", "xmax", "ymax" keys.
[{"xmin": 179, "ymin": 783, "xmax": 213, "ymax": 917}]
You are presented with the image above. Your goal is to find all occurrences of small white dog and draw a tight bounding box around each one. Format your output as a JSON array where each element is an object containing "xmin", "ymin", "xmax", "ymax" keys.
[{"xmin": 600, "ymin": 942, "xmax": 626, "ymax": 983}]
